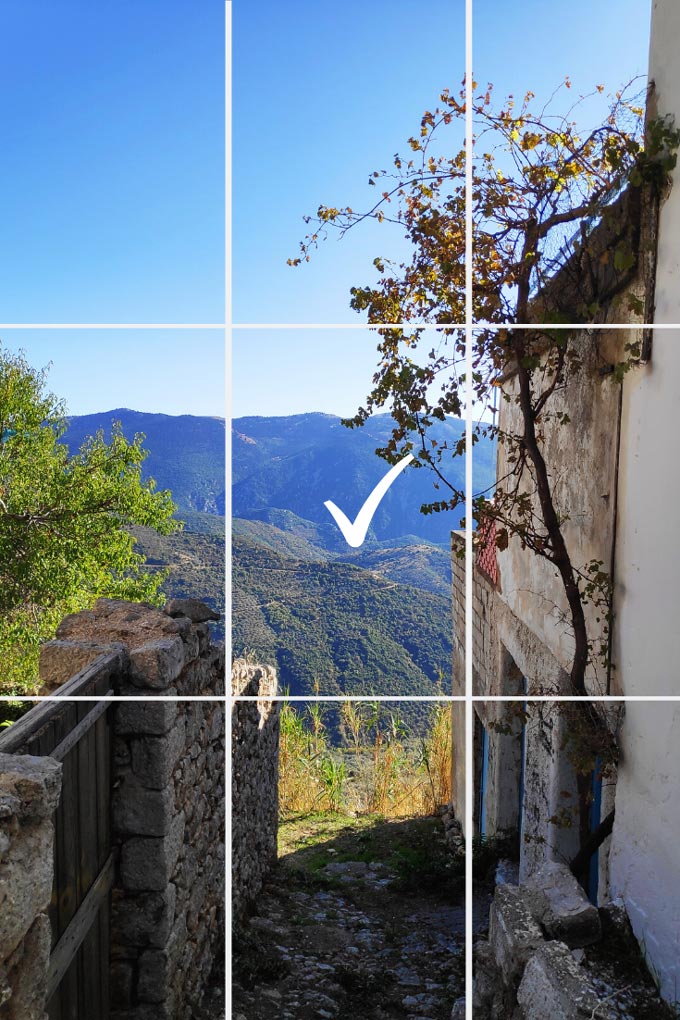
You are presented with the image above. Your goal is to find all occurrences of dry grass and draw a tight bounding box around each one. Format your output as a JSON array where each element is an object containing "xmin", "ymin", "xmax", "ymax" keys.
[{"xmin": 278, "ymin": 699, "xmax": 452, "ymax": 819}]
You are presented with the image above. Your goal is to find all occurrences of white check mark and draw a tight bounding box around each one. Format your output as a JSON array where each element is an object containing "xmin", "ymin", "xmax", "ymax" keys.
[{"xmin": 323, "ymin": 454, "xmax": 415, "ymax": 548}]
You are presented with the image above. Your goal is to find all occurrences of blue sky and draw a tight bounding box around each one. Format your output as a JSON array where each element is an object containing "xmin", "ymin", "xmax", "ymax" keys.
[
  {"xmin": 0, "ymin": 2, "xmax": 224, "ymax": 323},
  {"xmin": 0, "ymin": 2, "xmax": 652, "ymax": 420},
  {"xmin": 232, "ymin": 0, "xmax": 465, "ymax": 325},
  {"xmin": 0, "ymin": 332, "xmax": 226, "ymax": 417},
  {"xmin": 232, "ymin": 329, "xmax": 391, "ymax": 418},
  {"xmin": 234, "ymin": 0, "xmax": 651, "ymax": 330}
]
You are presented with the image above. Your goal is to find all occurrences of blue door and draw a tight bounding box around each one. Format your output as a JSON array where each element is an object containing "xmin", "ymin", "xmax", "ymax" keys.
[
  {"xmin": 479, "ymin": 724, "xmax": 489, "ymax": 837},
  {"xmin": 588, "ymin": 757, "xmax": 603, "ymax": 904}
]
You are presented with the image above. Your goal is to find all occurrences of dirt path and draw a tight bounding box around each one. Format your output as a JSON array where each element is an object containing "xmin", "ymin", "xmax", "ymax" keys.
[{"xmin": 233, "ymin": 814, "xmax": 465, "ymax": 1020}]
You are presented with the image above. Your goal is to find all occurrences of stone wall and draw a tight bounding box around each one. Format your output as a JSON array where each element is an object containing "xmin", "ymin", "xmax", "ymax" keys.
[
  {"xmin": 40, "ymin": 597, "xmax": 225, "ymax": 698},
  {"xmin": 0, "ymin": 755, "xmax": 62, "ymax": 1020},
  {"xmin": 8, "ymin": 598, "xmax": 226, "ymax": 1020},
  {"xmin": 110, "ymin": 695, "xmax": 225, "ymax": 1020},
  {"xmin": 231, "ymin": 662, "xmax": 280, "ymax": 921}
]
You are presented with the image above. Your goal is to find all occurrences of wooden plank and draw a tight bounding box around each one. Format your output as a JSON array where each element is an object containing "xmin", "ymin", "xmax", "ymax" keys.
[
  {"xmin": 50, "ymin": 697, "xmax": 112, "ymax": 762},
  {"xmin": 0, "ymin": 653, "xmax": 121, "ymax": 753},
  {"xmin": 94, "ymin": 709, "xmax": 111, "ymax": 871},
  {"xmin": 45, "ymin": 852, "xmax": 115, "ymax": 1001},
  {"xmin": 81, "ymin": 910, "xmax": 99, "ymax": 1018},
  {"xmin": 55, "ymin": 703, "xmax": 81, "ymax": 941},
  {"xmin": 99, "ymin": 891, "xmax": 111, "ymax": 1020},
  {"xmin": 76, "ymin": 705, "xmax": 97, "ymax": 906}
]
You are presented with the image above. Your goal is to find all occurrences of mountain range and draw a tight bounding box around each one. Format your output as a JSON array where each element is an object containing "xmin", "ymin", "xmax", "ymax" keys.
[
  {"xmin": 66, "ymin": 408, "xmax": 225, "ymax": 519},
  {"xmin": 65, "ymin": 409, "xmax": 226, "ymax": 629},
  {"xmin": 62, "ymin": 408, "xmax": 496, "ymax": 700},
  {"xmin": 232, "ymin": 412, "xmax": 495, "ymax": 699}
]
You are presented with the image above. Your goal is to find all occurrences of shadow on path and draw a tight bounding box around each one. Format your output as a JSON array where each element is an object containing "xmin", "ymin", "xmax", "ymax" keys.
[{"xmin": 233, "ymin": 813, "xmax": 465, "ymax": 1020}]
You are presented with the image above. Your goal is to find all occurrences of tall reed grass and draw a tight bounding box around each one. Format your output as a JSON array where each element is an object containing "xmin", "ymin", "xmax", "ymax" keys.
[{"xmin": 278, "ymin": 697, "xmax": 452, "ymax": 819}]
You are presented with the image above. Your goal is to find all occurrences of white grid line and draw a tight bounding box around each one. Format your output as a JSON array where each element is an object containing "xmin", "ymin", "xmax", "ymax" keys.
[
  {"xmin": 464, "ymin": 0, "xmax": 474, "ymax": 1015},
  {"xmin": 0, "ymin": 323, "xmax": 227, "ymax": 329},
  {"xmin": 226, "ymin": 694, "xmax": 680, "ymax": 704},
  {"xmin": 224, "ymin": 4, "xmax": 232, "ymax": 1019},
  {"xmin": 230, "ymin": 321, "xmax": 680, "ymax": 330},
  {"xmin": 1, "ymin": 7, "xmax": 676, "ymax": 1020}
]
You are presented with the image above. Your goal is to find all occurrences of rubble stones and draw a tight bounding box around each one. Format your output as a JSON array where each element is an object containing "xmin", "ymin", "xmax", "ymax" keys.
[
  {"xmin": 0, "ymin": 756, "xmax": 62, "ymax": 1020},
  {"xmin": 523, "ymin": 863, "xmax": 602, "ymax": 948},
  {"xmin": 41, "ymin": 597, "xmax": 225, "ymax": 697},
  {"xmin": 516, "ymin": 941, "xmax": 608, "ymax": 1020},
  {"xmin": 164, "ymin": 599, "xmax": 220, "ymax": 623},
  {"xmin": 489, "ymin": 885, "xmax": 544, "ymax": 985}
]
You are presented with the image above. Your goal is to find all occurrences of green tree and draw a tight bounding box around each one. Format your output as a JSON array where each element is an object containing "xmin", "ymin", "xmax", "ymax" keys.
[{"xmin": 0, "ymin": 346, "xmax": 179, "ymax": 692}]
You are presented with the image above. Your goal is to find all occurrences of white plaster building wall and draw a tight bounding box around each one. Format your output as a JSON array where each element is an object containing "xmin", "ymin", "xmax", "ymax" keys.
[
  {"xmin": 607, "ymin": 8, "xmax": 680, "ymax": 999},
  {"xmin": 614, "ymin": 337, "xmax": 680, "ymax": 696},
  {"xmin": 608, "ymin": 702, "xmax": 680, "ymax": 1004},
  {"xmin": 614, "ymin": 0, "xmax": 680, "ymax": 696},
  {"xmin": 648, "ymin": 0, "xmax": 680, "ymax": 325}
]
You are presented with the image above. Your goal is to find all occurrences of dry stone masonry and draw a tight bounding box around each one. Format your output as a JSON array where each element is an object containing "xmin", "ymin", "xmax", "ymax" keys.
[
  {"xmin": 474, "ymin": 862, "xmax": 664, "ymax": 1020},
  {"xmin": 40, "ymin": 597, "xmax": 224, "ymax": 698},
  {"xmin": 231, "ymin": 662, "xmax": 280, "ymax": 921},
  {"xmin": 110, "ymin": 694, "xmax": 225, "ymax": 1020},
  {"xmin": 0, "ymin": 755, "xmax": 62, "ymax": 1020},
  {"xmin": 1, "ymin": 598, "xmax": 225, "ymax": 1020}
]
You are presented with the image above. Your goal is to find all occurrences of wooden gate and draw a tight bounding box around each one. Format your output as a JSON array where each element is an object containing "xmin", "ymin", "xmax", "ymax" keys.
[{"xmin": 0, "ymin": 655, "xmax": 118, "ymax": 1019}]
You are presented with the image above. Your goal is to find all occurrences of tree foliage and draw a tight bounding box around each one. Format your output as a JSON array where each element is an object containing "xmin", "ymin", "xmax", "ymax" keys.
[
  {"xmin": 0, "ymin": 346, "xmax": 179, "ymax": 691},
  {"xmin": 292, "ymin": 79, "xmax": 680, "ymax": 858},
  {"xmin": 292, "ymin": 79, "xmax": 680, "ymax": 697}
]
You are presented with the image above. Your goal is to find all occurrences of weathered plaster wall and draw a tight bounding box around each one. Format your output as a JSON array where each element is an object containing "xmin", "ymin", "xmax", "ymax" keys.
[
  {"xmin": 608, "ymin": 702, "xmax": 680, "ymax": 1004},
  {"xmin": 231, "ymin": 662, "xmax": 280, "ymax": 921},
  {"xmin": 450, "ymin": 533, "xmax": 466, "ymax": 827},
  {"xmin": 493, "ymin": 336, "xmax": 622, "ymax": 695},
  {"xmin": 0, "ymin": 755, "xmax": 62, "ymax": 1020}
]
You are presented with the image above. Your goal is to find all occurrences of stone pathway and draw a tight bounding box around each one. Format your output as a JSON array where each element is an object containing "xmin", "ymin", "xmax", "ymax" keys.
[{"xmin": 232, "ymin": 815, "xmax": 465, "ymax": 1020}]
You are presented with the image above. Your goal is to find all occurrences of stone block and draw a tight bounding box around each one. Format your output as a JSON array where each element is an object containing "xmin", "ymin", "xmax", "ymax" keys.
[
  {"xmin": 110, "ymin": 960, "xmax": 134, "ymax": 1009},
  {"xmin": 111, "ymin": 885, "xmax": 176, "ymax": 948},
  {"xmin": 1, "ymin": 914, "xmax": 52, "ymax": 1018},
  {"xmin": 0, "ymin": 755, "xmax": 62, "ymax": 821},
  {"xmin": 113, "ymin": 777, "xmax": 174, "ymax": 837},
  {"xmin": 489, "ymin": 884, "xmax": 544, "ymax": 985},
  {"xmin": 129, "ymin": 638, "xmax": 185, "ymax": 689},
  {"xmin": 517, "ymin": 941, "xmax": 611, "ymax": 1019},
  {"xmin": 115, "ymin": 700, "xmax": 179, "ymax": 736},
  {"xmin": 524, "ymin": 862, "xmax": 602, "ymax": 948},
  {"xmin": 137, "ymin": 949, "xmax": 169, "ymax": 1003},
  {"xmin": 0, "ymin": 825, "xmax": 55, "ymax": 960},
  {"xmin": 121, "ymin": 812, "xmax": 186, "ymax": 892},
  {"xmin": 130, "ymin": 720, "xmax": 186, "ymax": 790},
  {"xmin": 164, "ymin": 599, "xmax": 220, "ymax": 623},
  {"xmin": 39, "ymin": 639, "xmax": 126, "ymax": 689}
]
